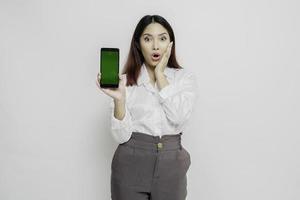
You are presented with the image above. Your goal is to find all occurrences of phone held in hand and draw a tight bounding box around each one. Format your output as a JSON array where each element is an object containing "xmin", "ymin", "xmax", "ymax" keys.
[{"xmin": 100, "ymin": 48, "xmax": 119, "ymax": 88}]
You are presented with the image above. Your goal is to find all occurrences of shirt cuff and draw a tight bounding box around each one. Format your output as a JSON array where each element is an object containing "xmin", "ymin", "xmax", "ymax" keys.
[{"xmin": 110, "ymin": 102, "xmax": 132, "ymax": 129}]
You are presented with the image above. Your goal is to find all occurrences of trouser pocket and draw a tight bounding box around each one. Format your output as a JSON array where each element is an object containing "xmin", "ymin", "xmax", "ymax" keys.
[{"xmin": 178, "ymin": 146, "xmax": 191, "ymax": 172}]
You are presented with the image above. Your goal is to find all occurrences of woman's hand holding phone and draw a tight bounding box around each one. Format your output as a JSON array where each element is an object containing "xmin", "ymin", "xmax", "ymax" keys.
[{"xmin": 96, "ymin": 72, "xmax": 126, "ymax": 101}]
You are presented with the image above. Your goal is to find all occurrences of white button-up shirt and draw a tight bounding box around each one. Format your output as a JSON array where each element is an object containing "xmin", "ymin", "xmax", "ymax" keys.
[{"xmin": 110, "ymin": 63, "xmax": 198, "ymax": 144}]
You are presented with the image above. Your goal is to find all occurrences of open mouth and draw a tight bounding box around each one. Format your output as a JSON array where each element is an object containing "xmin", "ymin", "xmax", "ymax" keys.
[{"xmin": 151, "ymin": 53, "xmax": 161, "ymax": 61}]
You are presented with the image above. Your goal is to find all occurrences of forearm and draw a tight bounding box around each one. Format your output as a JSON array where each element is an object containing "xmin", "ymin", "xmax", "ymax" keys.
[
  {"xmin": 156, "ymin": 71, "xmax": 198, "ymax": 126},
  {"xmin": 114, "ymin": 98, "xmax": 125, "ymax": 120},
  {"xmin": 110, "ymin": 98, "xmax": 133, "ymax": 144}
]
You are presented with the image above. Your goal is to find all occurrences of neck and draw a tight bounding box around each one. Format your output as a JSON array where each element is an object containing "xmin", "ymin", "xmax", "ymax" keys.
[{"xmin": 145, "ymin": 63, "xmax": 156, "ymax": 83}]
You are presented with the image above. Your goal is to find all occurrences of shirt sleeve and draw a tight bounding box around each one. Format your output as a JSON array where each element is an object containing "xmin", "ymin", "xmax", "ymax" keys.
[
  {"xmin": 110, "ymin": 99, "xmax": 133, "ymax": 144},
  {"xmin": 157, "ymin": 70, "xmax": 198, "ymax": 127}
]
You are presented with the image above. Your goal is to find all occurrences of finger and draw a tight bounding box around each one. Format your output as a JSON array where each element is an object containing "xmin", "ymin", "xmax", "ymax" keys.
[
  {"xmin": 163, "ymin": 42, "xmax": 172, "ymax": 57},
  {"xmin": 119, "ymin": 74, "xmax": 126, "ymax": 86},
  {"xmin": 102, "ymin": 88, "xmax": 109, "ymax": 93},
  {"xmin": 163, "ymin": 50, "xmax": 169, "ymax": 60},
  {"xmin": 95, "ymin": 80, "xmax": 100, "ymax": 88},
  {"xmin": 166, "ymin": 42, "xmax": 173, "ymax": 57},
  {"xmin": 95, "ymin": 80, "xmax": 109, "ymax": 93},
  {"xmin": 166, "ymin": 41, "xmax": 172, "ymax": 50},
  {"xmin": 159, "ymin": 47, "xmax": 171, "ymax": 66},
  {"xmin": 123, "ymin": 74, "xmax": 127, "ymax": 84},
  {"xmin": 119, "ymin": 74, "xmax": 126, "ymax": 80},
  {"xmin": 168, "ymin": 42, "xmax": 173, "ymax": 51},
  {"xmin": 96, "ymin": 78, "xmax": 101, "ymax": 84}
]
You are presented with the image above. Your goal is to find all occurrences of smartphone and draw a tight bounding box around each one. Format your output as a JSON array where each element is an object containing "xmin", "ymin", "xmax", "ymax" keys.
[{"xmin": 100, "ymin": 48, "xmax": 119, "ymax": 88}]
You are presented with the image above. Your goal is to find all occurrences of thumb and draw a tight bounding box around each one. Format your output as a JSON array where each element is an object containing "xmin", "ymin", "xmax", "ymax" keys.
[
  {"xmin": 120, "ymin": 74, "xmax": 127, "ymax": 86},
  {"xmin": 120, "ymin": 74, "xmax": 126, "ymax": 80}
]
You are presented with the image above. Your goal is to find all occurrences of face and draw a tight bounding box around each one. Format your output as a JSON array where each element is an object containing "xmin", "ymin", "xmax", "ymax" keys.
[{"xmin": 139, "ymin": 22, "xmax": 171, "ymax": 68}]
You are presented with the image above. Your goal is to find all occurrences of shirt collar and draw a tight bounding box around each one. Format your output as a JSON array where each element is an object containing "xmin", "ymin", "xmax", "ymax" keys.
[{"xmin": 137, "ymin": 63, "xmax": 175, "ymax": 86}]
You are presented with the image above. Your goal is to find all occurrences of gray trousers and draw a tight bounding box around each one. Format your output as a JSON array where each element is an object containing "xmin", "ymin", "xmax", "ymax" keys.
[{"xmin": 111, "ymin": 131, "xmax": 191, "ymax": 200}]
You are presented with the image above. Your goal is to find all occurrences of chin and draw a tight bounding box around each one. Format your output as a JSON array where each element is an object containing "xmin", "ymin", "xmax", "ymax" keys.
[
  {"xmin": 145, "ymin": 61, "xmax": 156, "ymax": 68},
  {"xmin": 151, "ymin": 60, "xmax": 159, "ymax": 66}
]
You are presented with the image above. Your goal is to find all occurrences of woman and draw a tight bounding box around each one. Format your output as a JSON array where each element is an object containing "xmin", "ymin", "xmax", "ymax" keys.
[{"xmin": 96, "ymin": 15, "xmax": 198, "ymax": 200}]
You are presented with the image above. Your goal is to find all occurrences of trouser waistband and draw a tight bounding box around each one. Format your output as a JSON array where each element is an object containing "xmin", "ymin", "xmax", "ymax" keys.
[{"xmin": 121, "ymin": 131, "xmax": 183, "ymax": 151}]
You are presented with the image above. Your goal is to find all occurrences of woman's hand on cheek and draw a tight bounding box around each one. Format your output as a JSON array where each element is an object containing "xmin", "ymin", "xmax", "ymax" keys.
[{"xmin": 155, "ymin": 41, "xmax": 173, "ymax": 74}]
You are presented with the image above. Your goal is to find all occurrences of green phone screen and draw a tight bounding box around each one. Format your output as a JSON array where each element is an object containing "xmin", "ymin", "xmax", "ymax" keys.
[{"xmin": 100, "ymin": 48, "xmax": 119, "ymax": 88}]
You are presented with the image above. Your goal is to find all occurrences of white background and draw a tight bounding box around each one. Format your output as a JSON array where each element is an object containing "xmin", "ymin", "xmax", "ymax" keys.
[{"xmin": 0, "ymin": 0, "xmax": 299, "ymax": 199}]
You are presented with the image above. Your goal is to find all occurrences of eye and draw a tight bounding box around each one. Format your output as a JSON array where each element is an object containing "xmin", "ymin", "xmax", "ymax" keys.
[
  {"xmin": 160, "ymin": 37, "xmax": 167, "ymax": 41},
  {"xmin": 144, "ymin": 37, "xmax": 151, "ymax": 42}
]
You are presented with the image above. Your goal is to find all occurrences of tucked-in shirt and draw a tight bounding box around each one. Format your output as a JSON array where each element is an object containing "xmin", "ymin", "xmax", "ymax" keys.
[{"xmin": 110, "ymin": 63, "xmax": 198, "ymax": 144}]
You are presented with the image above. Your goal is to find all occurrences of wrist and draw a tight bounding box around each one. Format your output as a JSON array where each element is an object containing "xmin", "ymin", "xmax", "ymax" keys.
[
  {"xmin": 114, "ymin": 98, "xmax": 125, "ymax": 104},
  {"xmin": 154, "ymin": 70, "xmax": 165, "ymax": 77}
]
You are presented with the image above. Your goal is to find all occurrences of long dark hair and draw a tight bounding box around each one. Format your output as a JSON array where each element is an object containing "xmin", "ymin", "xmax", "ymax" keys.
[{"xmin": 122, "ymin": 15, "xmax": 183, "ymax": 86}]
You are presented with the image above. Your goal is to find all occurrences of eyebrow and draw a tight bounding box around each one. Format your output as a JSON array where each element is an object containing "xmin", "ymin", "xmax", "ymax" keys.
[{"xmin": 143, "ymin": 32, "xmax": 167, "ymax": 37}]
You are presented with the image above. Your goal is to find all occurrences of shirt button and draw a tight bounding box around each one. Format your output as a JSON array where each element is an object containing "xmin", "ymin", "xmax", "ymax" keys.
[{"xmin": 157, "ymin": 142, "xmax": 163, "ymax": 149}]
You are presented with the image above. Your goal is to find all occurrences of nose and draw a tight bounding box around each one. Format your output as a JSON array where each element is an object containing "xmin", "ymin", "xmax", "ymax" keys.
[{"xmin": 152, "ymin": 39, "xmax": 159, "ymax": 50}]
